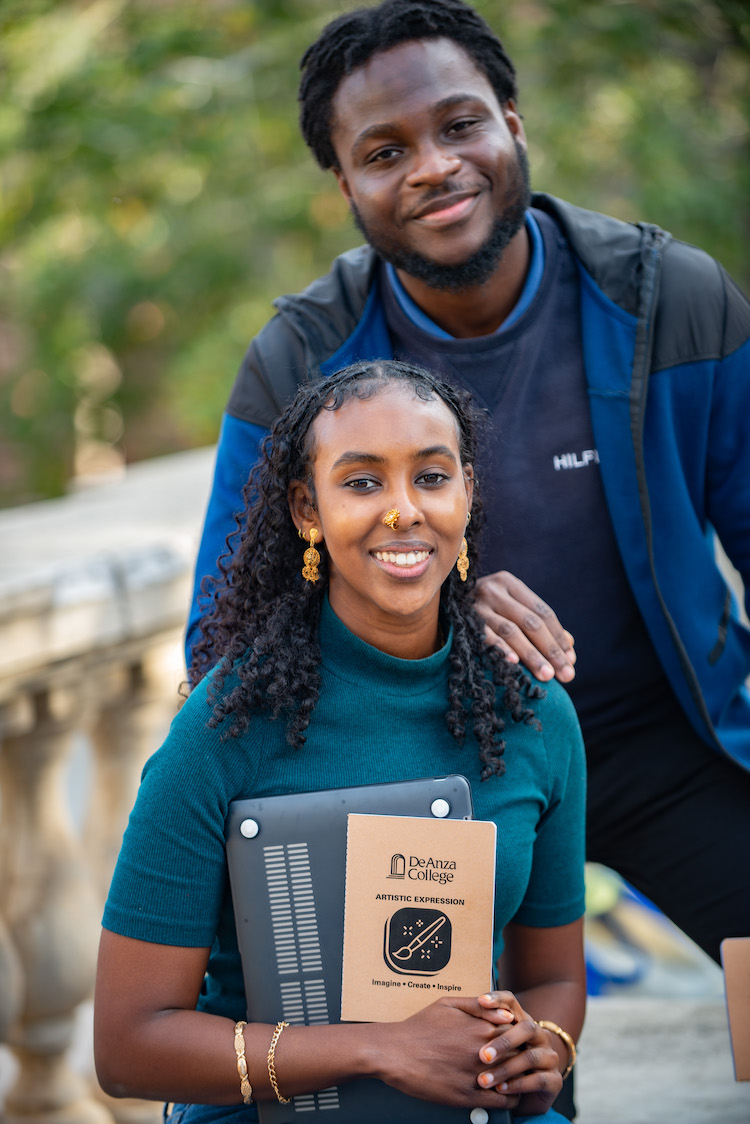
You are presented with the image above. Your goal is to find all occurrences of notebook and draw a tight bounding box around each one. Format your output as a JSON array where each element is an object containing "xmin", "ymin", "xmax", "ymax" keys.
[
  {"xmin": 225, "ymin": 775, "xmax": 510, "ymax": 1124},
  {"xmin": 721, "ymin": 936, "xmax": 750, "ymax": 1081}
]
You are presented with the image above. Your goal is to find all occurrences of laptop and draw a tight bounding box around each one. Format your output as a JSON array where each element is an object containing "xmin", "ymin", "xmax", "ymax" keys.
[{"xmin": 225, "ymin": 775, "xmax": 510, "ymax": 1124}]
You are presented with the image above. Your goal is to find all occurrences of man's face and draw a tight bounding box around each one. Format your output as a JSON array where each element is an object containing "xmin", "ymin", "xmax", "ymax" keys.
[{"xmin": 330, "ymin": 37, "xmax": 530, "ymax": 291}]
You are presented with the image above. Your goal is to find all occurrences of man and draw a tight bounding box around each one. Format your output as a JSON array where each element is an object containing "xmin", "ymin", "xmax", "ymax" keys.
[{"xmin": 188, "ymin": 0, "xmax": 750, "ymax": 968}]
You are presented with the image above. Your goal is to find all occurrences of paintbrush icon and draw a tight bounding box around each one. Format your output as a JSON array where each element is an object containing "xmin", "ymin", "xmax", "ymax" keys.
[{"xmin": 392, "ymin": 914, "xmax": 446, "ymax": 961}]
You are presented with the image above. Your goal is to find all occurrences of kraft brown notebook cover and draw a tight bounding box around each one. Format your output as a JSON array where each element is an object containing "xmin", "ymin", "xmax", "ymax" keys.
[
  {"xmin": 341, "ymin": 813, "xmax": 496, "ymax": 1022},
  {"xmin": 721, "ymin": 936, "xmax": 750, "ymax": 1081}
]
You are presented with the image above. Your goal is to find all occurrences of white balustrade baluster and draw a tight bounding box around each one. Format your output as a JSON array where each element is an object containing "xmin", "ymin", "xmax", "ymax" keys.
[{"xmin": 0, "ymin": 685, "xmax": 112, "ymax": 1124}]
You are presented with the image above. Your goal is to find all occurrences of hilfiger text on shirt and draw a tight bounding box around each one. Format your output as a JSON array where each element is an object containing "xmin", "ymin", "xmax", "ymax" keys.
[{"xmin": 553, "ymin": 449, "xmax": 600, "ymax": 471}]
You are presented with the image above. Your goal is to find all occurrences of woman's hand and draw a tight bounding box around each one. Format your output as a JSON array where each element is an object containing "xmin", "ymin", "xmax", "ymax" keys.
[
  {"xmin": 369, "ymin": 994, "xmax": 523, "ymax": 1110},
  {"xmin": 474, "ymin": 570, "xmax": 576, "ymax": 683},
  {"xmin": 474, "ymin": 991, "xmax": 564, "ymax": 1115}
]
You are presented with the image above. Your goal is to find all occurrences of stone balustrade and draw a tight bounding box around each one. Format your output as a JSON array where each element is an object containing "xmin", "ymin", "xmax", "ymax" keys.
[{"xmin": 0, "ymin": 448, "xmax": 215, "ymax": 1124}]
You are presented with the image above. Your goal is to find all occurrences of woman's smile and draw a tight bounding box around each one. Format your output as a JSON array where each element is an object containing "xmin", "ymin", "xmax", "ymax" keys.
[{"xmin": 371, "ymin": 544, "xmax": 433, "ymax": 576}]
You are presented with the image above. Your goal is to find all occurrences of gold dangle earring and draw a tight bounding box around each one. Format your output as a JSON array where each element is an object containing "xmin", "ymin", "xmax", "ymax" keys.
[
  {"xmin": 456, "ymin": 512, "xmax": 471, "ymax": 582},
  {"xmin": 301, "ymin": 528, "xmax": 321, "ymax": 583}
]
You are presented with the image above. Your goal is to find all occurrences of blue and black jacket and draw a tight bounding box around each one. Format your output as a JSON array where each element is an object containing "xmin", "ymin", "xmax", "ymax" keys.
[{"xmin": 188, "ymin": 193, "xmax": 750, "ymax": 769}]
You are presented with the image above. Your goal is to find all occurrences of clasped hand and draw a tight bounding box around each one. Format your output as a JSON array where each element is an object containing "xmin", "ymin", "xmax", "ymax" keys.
[{"xmin": 376, "ymin": 990, "xmax": 563, "ymax": 1114}]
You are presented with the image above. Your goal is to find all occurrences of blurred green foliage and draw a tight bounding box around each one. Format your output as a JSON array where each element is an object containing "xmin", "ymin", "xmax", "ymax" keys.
[{"xmin": 1, "ymin": 0, "xmax": 748, "ymax": 505}]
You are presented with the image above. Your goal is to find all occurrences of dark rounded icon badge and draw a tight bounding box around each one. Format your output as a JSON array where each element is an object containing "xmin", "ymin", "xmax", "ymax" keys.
[{"xmin": 384, "ymin": 907, "xmax": 452, "ymax": 975}]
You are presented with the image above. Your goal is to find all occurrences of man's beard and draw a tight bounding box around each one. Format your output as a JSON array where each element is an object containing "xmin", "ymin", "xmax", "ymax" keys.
[{"xmin": 350, "ymin": 142, "xmax": 531, "ymax": 292}]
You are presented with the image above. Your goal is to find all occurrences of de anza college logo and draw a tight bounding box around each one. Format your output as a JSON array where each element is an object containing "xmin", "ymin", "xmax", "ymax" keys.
[{"xmin": 384, "ymin": 853, "xmax": 452, "ymax": 975}]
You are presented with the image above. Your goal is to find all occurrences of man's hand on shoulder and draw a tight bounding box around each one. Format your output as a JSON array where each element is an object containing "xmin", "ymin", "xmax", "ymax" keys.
[{"xmin": 474, "ymin": 571, "xmax": 576, "ymax": 684}]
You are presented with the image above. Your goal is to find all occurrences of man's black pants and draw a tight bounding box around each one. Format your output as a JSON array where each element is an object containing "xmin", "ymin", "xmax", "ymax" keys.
[
  {"xmin": 585, "ymin": 697, "xmax": 750, "ymax": 963},
  {"xmin": 553, "ymin": 697, "xmax": 750, "ymax": 1119}
]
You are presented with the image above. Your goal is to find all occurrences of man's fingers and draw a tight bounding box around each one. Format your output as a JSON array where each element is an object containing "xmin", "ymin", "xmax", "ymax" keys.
[
  {"xmin": 475, "ymin": 571, "xmax": 576, "ymax": 682},
  {"xmin": 482, "ymin": 624, "xmax": 520, "ymax": 663},
  {"xmin": 483, "ymin": 617, "xmax": 568, "ymax": 682}
]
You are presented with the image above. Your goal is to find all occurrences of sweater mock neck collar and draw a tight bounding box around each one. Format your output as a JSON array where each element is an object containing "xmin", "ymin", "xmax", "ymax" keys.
[{"xmin": 319, "ymin": 595, "xmax": 452, "ymax": 695}]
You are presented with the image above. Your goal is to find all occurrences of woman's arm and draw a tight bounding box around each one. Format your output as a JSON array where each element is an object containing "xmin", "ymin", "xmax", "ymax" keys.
[
  {"xmin": 474, "ymin": 918, "xmax": 586, "ymax": 1115},
  {"xmin": 95, "ymin": 932, "xmax": 251, "ymax": 1104},
  {"xmin": 94, "ymin": 929, "xmax": 519, "ymax": 1110}
]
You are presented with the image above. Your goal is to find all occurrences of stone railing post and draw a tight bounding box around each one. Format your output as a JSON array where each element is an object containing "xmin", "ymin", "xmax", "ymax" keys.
[
  {"xmin": 0, "ymin": 910, "xmax": 23, "ymax": 1060},
  {"xmin": 86, "ymin": 640, "xmax": 183, "ymax": 902},
  {"xmin": 0, "ymin": 684, "xmax": 112, "ymax": 1124},
  {"xmin": 85, "ymin": 642, "xmax": 181, "ymax": 1124}
]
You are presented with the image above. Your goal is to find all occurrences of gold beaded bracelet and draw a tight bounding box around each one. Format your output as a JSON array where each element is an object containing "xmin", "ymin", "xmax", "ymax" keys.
[
  {"xmin": 267, "ymin": 1021, "xmax": 290, "ymax": 1103},
  {"xmin": 535, "ymin": 1019, "xmax": 577, "ymax": 1079},
  {"xmin": 233, "ymin": 1020, "xmax": 253, "ymax": 1105}
]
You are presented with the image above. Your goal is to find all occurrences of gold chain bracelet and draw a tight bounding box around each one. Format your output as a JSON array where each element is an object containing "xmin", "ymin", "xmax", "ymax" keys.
[
  {"xmin": 535, "ymin": 1019, "xmax": 577, "ymax": 1079},
  {"xmin": 233, "ymin": 1021, "xmax": 253, "ymax": 1104},
  {"xmin": 267, "ymin": 1021, "xmax": 290, "ymax": 1103}
]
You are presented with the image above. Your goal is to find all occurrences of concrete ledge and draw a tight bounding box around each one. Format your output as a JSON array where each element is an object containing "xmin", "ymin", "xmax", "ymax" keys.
[
  {"xmin": 576, "ymin": 996, "xmax": 749, "ymax": 1123},
  {"xmin": 0, "ymin": 448, "xmax": 215, "ymax": 686}
]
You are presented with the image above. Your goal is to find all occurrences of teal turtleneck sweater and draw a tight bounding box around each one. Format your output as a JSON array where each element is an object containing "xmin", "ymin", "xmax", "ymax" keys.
[{"xmin": 104, "ymin": 598, "xmax": 585, "ymax": 1019}]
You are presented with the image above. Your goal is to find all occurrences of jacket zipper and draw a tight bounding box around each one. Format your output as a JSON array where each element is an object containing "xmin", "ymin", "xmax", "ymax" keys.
[{"xmin": 630, "ymin": 226, "xmax": 729, "ymax": 756}]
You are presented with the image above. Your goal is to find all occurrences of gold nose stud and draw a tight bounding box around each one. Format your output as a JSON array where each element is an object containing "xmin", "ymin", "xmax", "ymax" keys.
[{"xmin": 382, "ymin": 508, "xmax": 400, "ymax": 530}]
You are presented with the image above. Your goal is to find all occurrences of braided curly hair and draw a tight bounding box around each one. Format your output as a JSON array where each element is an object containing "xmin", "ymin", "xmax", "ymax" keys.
[{"xmin": 189, "ymin": 359, "xmax": 541, "ymax": 781}]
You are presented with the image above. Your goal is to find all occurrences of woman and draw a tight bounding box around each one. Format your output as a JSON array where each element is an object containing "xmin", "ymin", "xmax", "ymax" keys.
[{"xmin": 95, "ymin": 360, "xmax": 586, "ymax": 1122}]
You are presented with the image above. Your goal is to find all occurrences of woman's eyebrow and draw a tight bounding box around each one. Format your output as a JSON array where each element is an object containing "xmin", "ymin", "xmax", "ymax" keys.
[
  {"xmin": 330, "ymin": 451, "xmax": 385, "ymax": 469},
  {"xmin": 415, "ymin": 445, "xmax": 459, "ymax": 463},
  {"xmin": 331, "ymin": 446, "xmax": 458, "ymax": 470}
]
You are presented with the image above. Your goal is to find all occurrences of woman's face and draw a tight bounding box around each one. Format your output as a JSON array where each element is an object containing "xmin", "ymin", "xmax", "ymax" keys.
[{"xmin": 291, "ymin": 383, "xmax": 473, "ymax": 659}]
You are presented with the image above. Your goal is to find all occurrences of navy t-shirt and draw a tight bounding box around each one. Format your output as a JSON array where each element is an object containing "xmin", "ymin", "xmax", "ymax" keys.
[{"xmin": 383, "ymin": 208, "xmax": 674, "ymax": 748}]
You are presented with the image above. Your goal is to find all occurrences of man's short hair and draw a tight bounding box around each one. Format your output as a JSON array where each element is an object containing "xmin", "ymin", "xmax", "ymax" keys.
[{"xmin": 298, "ymin": 0, "xmax": 518, "ymax": 170}]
